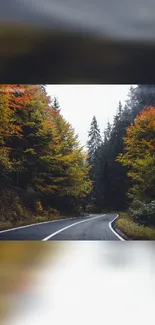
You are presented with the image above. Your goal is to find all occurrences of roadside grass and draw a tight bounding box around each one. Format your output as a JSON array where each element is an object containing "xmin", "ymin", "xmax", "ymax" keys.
[
  {"xmin": 0, "ymin": 214, "xmax": 79, "ymax": 231},
  {"xmin": 115, "ymin": 212, "xmax": 155, "ymax": 240},
  {"xmin": 0, "ymin": 219, "xmax": 38, "ymax": 231}
]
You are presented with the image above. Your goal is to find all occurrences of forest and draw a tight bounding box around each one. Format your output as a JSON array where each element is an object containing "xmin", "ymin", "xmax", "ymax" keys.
[
  {"xmin": 87, "ymin": 85, "xmax": 155, "ymax": 238},
  {"xmin": 0, "ymin": 84, "xmax": 155, "ymax": 236}
]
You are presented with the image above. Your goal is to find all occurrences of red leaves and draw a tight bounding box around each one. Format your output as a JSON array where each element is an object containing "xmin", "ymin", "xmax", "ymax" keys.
[{"xmin": 8, "ymin": 85, "xmax": 36, "ymax": 111}]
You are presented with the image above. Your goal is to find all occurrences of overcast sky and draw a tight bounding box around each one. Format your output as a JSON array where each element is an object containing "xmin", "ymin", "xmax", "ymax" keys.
[{"xmin": 46, "ymin": 85, "xmax": 131, "ymax": 147}]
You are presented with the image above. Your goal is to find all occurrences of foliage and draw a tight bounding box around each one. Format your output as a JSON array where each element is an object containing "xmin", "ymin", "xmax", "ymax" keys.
[
  {"xmin": 0, "ymin": 85, "xmax": 21, "ymax": 176},
  {"xmin": 87, "ymin": 115, "xmax": 102, "ymax": 163},
  {"xmin": 87, "ymin": 85, "xmax": 155, "ymax": 213},
  {"xmin": 35, "ymin": 201, "xmax": 43, "ymax": 214},
  {"xmin": 33, "ymin": 216, "xmax": 48, "ymax": 223},
  {"xmin": 43, "ymin": 208, "xmax": 60, "ymax": 219},
  {"xmin": 0, "ymin": 84, "xmax": 92, "ymax": 226},
  {"xmin": 1, "ymin": 83, "xmax": 155, "ymax": 229},
  {"xmin": 86, "ymin": 116, "xmax": 102, "ymax": 207},
  {"xmin": 0, "ymin": 188, "xmax": 32, "ymax": 228},
  {"xmin": 131, "ymin": 200, "xmax": 155, "ymax": 226},
  {"xmin": 117, "ymin": 107, "xmax": 155, "ymax": 203},
  {"xmin": 0, "ymin": 221, "xmax": 12, "ymax": 230},
  {"xmin": 115, "ymin": 212, "xmax": 155, "ymax": 240},
  {"xmin": 48, "ymin": 208, "xmax": 60, "ymax": 216}
]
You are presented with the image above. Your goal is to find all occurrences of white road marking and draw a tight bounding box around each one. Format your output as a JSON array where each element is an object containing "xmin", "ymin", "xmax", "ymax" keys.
[
  {"xmin": 109, "ymin": 214, "xmax": 125, "ymax": 241},
  {"xmin": 0, "ymin": 221, "xmax": 52, "ymax": 234},
  {"xmin": 0, "ymin": 214, "xmax": 124, "ymax": 241},
  {"xmin": 0, "ymin": 214, "xmax": 91, "ymax": 234},
  {"xmin": 42, "ymin": 214, "xmax": 106, "ymax": 241}
]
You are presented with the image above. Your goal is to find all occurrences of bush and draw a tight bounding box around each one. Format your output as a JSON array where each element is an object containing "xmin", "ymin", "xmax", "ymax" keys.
[
  {"xmin": 115, "ymin": 213, "xmax": 155, "ymax": 240},
  {"xmin": 85, "ymin": 204, "xmax": 97, "ymax": 213},
  {"xmin": 131, "ymin": 200, "xmax": 155, "ymax": 226},
  {"xmin": 35, "ymin": 201, "xmax": 43, "ymax": 214},
  {"xmin": 0, "ymin": 188, "xmax": 32, "ymax": 226},
  {"xmin": 33, "ymin": 216, "xmax": 48, "ymax": 223},
  {"xmin": 43, "ymin": 208, "xmax": 60, "ymax": 219},
  {"xmin": 11, "ymin": 211, "xmax": 18, "ymax": 222},
  {"xmin": 14, "ymin": 220, "xmax": 30, "ymax": 227},
  {"xmin": 42, "ymin": 210, "xmax": 49, "ymax": 218},
  {"xmin": 48, "ymin": 208, "xmax": 59, "ymax": 216},
  {"xmin": 15, "ymin": 203, "xmax": 24, "ymax": 216},
  {"xmin": 0, "ymin": 221, "xmax": 12, "ymax": 230},
  {"xmin": 21, "ymin": 208, "xmax": 30, "ymax": 219}
]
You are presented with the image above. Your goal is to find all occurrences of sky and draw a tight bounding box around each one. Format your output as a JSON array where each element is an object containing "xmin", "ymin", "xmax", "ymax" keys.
[{"xmin": 46, "ymin": 85, "xmax": 131, "ymax": 147}]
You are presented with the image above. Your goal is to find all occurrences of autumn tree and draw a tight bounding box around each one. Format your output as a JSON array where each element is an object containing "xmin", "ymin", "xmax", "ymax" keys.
[
  {"xmin": 0, "ymin": 85, "xmax": 22, "ymax": 183},
  {"xmin": 35, "ymin": 105, "xmax": 92, "ymax": 213},
  {"xmin": 0, "ymin": 85, "xmax": 92, "ymax": 214},
  {"xmin": 117, "ymin": 107, "xmax": 155, "ymax": 203},
  {"xmin": 5, "ymin": 85, "xmax": 49, "ymax": 188}
]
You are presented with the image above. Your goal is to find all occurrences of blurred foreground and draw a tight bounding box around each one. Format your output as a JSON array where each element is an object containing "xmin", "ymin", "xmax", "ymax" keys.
[
  {"xmin": 0, "ymin": 242, "xmax": 155, "ymax": 325},
  {"xmin": 1, "ymin": 1, "xmax": 155, "ymax": 82}
]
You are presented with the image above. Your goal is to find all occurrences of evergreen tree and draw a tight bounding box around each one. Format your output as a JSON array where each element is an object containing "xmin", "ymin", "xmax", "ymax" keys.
[
  {"xmin": 87, "ymin": 116, "xmax": 102, "ymax": 162},
  {"xmin": 126, "ymin": 85, "xmax": 155, "ymax": 118},
  {"xmin": 86, "ymin": 116, "xmax": 102, "ymax": 210}
]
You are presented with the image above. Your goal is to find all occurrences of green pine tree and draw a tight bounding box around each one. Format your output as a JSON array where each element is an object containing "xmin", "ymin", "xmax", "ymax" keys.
[{"xmin": 87, "ymin": 116, "xmax": 102, "ymax": 162}]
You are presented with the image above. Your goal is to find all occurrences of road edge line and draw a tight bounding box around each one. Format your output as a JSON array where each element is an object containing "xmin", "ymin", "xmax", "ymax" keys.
[
  {"xmin": 0, "ymin": 214, "xmax": 92, "ymax": 234},
  {"xmin": 0, "ymin": 221, "xmax": 52, "ymax": 234},
  {"xmin": 109, "ymin": 214, "xmax": 125, "ymax": 241}
]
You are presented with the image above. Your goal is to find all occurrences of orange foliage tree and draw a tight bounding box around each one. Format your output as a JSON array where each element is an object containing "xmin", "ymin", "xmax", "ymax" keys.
[
  {"xmin": 0, "ymin": 85, "xmax": 22, "ymax": 173},
  {"xmin": 0, "ymin": 84, "xmax": 92, "ymax": 214}
]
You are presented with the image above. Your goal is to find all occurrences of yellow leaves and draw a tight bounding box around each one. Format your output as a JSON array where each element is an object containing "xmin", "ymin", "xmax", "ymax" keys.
[
  {"xmin": 35, "ymin": 184, "xmax": 58, "ymax": 194},
  {"xmin": 24, "ymin": 148, "xmax": 37, "ymax": 155},
  {"xmin": 0, "ymin": 147, "xmax": 12, "ymax": 170},
  {"xmin": 0, "ymin": 84, "xmax": 92, "ymax": 201},
  {"xmin": 35, "ymin": 201, "xmax": 43, "ymax": 213},
  {"xmin": 118, "ymin": 106, "xmax": 155, "ymax": 166},
  {"xmin": 10, "ymin": 125, "xmax": 22, "ymax": 136},
  {"xmin": 117, "ymin": 106, "xmax": 155, "ymax": 201}
]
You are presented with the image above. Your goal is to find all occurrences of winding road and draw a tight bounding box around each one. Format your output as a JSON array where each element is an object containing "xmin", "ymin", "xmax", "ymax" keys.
[{"xmin": 0, "ymin": 214, "xmax": 123, "ymax": 240}]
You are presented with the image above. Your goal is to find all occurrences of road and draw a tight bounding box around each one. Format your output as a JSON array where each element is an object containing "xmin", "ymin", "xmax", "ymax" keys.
[{"xmin": 0, "ymin": 214, "xmax": 122, "ymax": 241}]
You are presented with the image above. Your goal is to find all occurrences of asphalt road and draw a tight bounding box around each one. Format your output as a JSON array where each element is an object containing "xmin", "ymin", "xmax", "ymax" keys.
[{"xmin": 0, "ymin": 214, "xmax": 121, "ymax": 241}]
